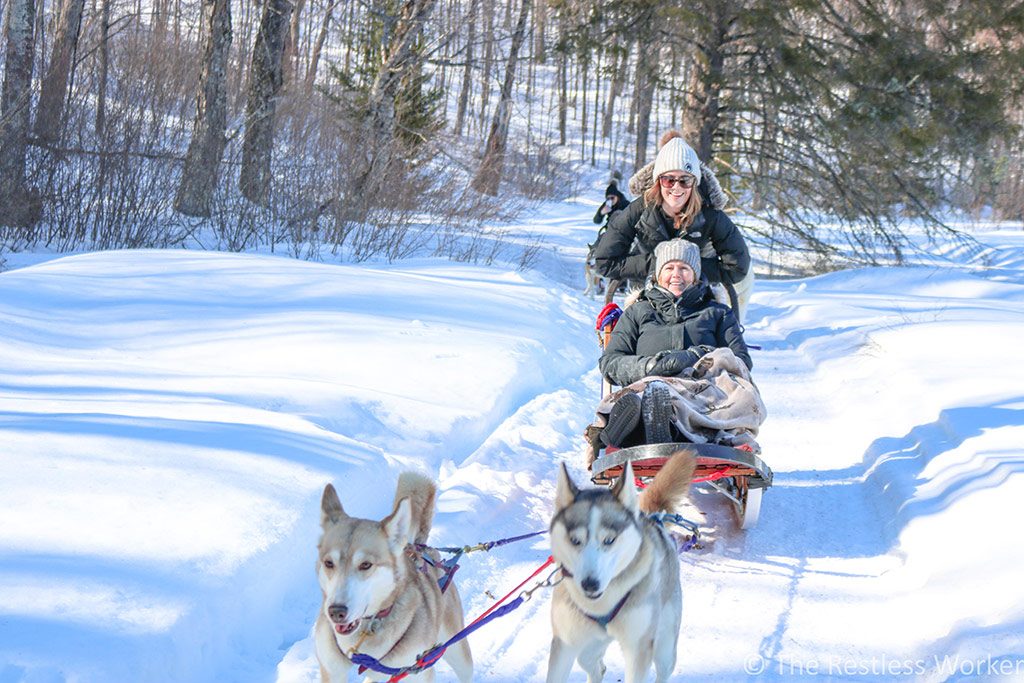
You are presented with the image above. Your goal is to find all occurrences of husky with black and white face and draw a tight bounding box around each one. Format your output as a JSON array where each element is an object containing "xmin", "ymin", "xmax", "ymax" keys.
[
  {"xmin": 547, "ymin": 453, "xmax": 696, "ymax": 683},
  {"xmin": 314, "ymin": 473, "xmax": 473, "ymax": 683}
]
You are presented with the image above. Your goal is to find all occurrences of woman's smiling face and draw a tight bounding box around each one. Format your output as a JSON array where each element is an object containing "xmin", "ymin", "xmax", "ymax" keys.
[
  {"xmin": 659, "ymin": 173, "xmax": 695, "ymax": 216},
  {"xmin": 658, "ymin": 260, "xmax": 696, "ymax": 295}
]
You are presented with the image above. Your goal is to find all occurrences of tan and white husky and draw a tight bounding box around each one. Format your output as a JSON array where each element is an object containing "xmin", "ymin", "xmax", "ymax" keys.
[
  {"xmin": 546, "ymin": 452, "xmax": 696, "ymax": 683},
  {"xmin": 315, "ymin": 473, "xmax": 473, "ymax": 682}
]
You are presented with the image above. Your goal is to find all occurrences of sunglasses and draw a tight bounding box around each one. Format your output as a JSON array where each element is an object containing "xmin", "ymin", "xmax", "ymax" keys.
[{"xmin": 659, "ymin": 175, "xmax": 696, "ymax": 189}]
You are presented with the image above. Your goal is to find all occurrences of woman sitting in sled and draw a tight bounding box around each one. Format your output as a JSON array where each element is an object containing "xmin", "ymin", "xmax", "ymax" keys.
[{"xmin": 590, "ymin": 239, "xmax": 766, "ymax": 459}]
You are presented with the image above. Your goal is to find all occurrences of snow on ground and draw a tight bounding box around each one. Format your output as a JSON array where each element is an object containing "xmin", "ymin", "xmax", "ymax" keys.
[{"xmin": 2, "ymin": 193, "xmax": 1023, "ymax": 682}]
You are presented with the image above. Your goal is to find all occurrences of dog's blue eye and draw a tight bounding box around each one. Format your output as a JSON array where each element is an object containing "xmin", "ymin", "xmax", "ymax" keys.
[
  {"xmin": 603, "ymin": 537, "xmax": 616, "ymax": 546},
  {"xmin": 571, "ymin": 537, "xmax": 583, "ymax": 547}
]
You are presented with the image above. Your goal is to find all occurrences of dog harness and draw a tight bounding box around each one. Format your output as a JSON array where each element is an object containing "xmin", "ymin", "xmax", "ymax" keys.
[
  {"xmin": 350, "ymin": 605, "xmax": 396, "ymax": 675},
  {"xmin": 560, "ymin": 567, "xmax": 632, "ymax": 628}
]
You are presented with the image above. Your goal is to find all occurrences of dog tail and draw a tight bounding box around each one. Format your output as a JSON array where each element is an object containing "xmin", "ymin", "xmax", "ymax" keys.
[
  {"xmin": 394, "ymin": 471, "xmax": 437, "ymax": 545},
  {"xmin": 639, "ymin": 450, "xmax": 696, "ymax": 514}
]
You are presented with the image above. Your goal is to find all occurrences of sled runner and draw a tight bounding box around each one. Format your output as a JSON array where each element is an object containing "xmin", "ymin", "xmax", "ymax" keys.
[{"xmin": 591, "ymin": 302, "xmax": 773, "ymax": 530}]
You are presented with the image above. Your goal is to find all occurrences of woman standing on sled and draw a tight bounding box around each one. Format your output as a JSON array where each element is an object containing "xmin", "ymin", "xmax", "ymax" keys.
[
  {"xmin": 592, "ymin": 131, "xmax": 754, "ymax": 323},
  {"xmin": 597, "ymin": 239, "xmax": 754, "ymax": 449}
]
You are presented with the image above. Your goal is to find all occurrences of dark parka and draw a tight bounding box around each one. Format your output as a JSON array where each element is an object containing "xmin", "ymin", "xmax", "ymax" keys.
[
  {"xmin": 592, "ymin": 189, "xmax": 629, "ymax": 226},
  {"xmin": 593, "ymin": 193, "xmax": 750, "ymax": 286},
  {"xmin": 599, "ymin": 282, "xmax": 752, "ymax": 387}
]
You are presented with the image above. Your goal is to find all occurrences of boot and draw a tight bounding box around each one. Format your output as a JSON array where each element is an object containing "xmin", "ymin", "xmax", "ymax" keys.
[
  {"xmin": 641, "ymin": 381, "xmax": 674, "ymax": 444},
  {"xmin": 600, "ymin": 392, "xmax": 642, "ymax": 447}
]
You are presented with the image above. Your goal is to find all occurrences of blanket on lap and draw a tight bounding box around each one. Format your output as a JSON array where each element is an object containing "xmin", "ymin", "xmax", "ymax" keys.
[{"xmin": 586, "ymin": 347, "xmax": 767, "ymax": 464}]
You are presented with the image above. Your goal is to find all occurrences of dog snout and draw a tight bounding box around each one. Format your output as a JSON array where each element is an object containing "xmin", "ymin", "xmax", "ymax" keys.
[
  {"xmin": 328, "ymin": 603, "xmax": 348, "ymax": 623},
  {"xmin": 580, "ymin": 576, "xmax": 602, "ymax": 597}
]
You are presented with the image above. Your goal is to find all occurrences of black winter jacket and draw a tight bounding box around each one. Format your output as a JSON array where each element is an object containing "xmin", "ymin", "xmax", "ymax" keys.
[
  {"xmin": 593, "ymin": 198, "xmax": 750, "ymax": 285},
  {"xmin": 592, "ymin": 191, "xmax": 629, "ymax": 226},
  {"xmin": 599, "ymin": 282, "xmax": 752, "ymax": 387}
]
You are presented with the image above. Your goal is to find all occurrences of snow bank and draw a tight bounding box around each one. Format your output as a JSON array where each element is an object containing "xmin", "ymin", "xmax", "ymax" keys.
[
  {"xmin": 2, "ymin": 221, "xmax": 1024, "ymax": 682},
  {"xmin": 0, "ymin": 250, "xmax": 593, "ymax": 682}
]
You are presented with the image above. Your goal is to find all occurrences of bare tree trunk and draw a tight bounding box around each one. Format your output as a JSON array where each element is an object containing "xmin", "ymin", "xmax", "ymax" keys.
[
  {"xmin": 174, "ymin": 0, "xmax": 232, "ymax": 216},
  {"xmin": 580, "ymin": 52, "xmax": 588, "ymax": 160},
  {"xmin": 591, "ymin": 47, "xmax": 599, "ymax": 164},
  {"xmin": 152, "ymin": 0, "xmax": 168, "ymax": 42},
  {"xmin": 34, "ymin": 0, "xmax": 45, "ymax": 67},
  {"xmin": 173, "ymin": 0, "xmax": 183, "ymax": 45},
  {"xmin": 239, "ymin": 0, "xmax": 292, "ymax": 203},
  {"xmin": 282, "ymin": 0, "xmax": 304, "ymax": 83},
  {"xmin": 453, "ymin": 0, "xmax": 475, "ymax": 137},
  {"xmin": 477, "ymin": 0, "xmax": 493, "ymax": 132},
  {"xmin": 601, "ymin": 37, "xmax": 628, "ymax": 138},
  {"xmin": 342, "ymin": 0, "xmax": 352, "ymax": 73},
  {"xmin": 682, "ymin": 0, "xmax": 731, "ymax": 160},
  {"xmin": 0, "ymin": 0, "xmax": 40, "ymax": 227},
  {"xmin": 471, "ymin": 0, "xmax": 530, "ymax": 195},
  {"xmin": 304, "ymin": 0, "xmax": 337, "ymax": 91},
  {"xmin": 95, "ymin": 0, "xmax": 109, "ymax": 137},
  {"xmin": 634, "ymin": 67, "xmax": 656, "ymax": 169},
  {"xmin": 627, "ymin": 55, "xmax": 638, "ymax": 134},
  {"xmin": 234, "ymin": 0, "xmax": 254, "ymax": 108},
  {"xmin": 557, "ymin": 43, "xmax": 567, "ymax": 145},
  {"xmin": 632, "ymin": 7, "xmax": 657, "ymax": 170},
  {"xmin": 33, "ymin": 0, "xmax": 84, "ymax": 144},
  {"xmin": 532, "ymin": 0, "xmax": 544, "ymax": 63}
]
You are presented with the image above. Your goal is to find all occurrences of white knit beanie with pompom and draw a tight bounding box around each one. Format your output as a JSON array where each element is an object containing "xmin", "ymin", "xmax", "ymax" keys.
[{"xmin": 652, "ymin": 137, "xmax": 701, "ymax": 185}]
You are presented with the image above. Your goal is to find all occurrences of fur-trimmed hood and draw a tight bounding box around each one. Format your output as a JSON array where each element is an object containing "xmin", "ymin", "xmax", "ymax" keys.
[
  {"xmin": 622, "ymin": 279, "xmax": 732, "ymax": 311},
  {"xmin": 628, "ymin": 161, "xmax": 728, "ymax": 210}
]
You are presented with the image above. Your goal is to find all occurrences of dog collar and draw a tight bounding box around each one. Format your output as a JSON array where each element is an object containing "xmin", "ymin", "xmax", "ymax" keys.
[
  {"xmin": 561, "ymin": 568, "xmax": 632, "ymax": 628},
  {"xmin": 584, "ymin": 590, "xmax": 631, "ymax": 628}
]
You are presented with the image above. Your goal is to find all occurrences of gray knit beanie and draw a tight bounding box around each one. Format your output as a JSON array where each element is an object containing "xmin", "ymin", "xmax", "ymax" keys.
[
  {"xmin": 654, "ymin": 239, "xmax": 701, "ymax": 280},
  {"xmin": 652, "ymin": 137, "xmax": 701, "ymax": 185}
]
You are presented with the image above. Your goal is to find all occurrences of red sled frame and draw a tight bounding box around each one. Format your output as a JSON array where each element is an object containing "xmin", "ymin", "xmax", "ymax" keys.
[{"xmin": 590, "ymin": 442, "xmax": 773, "ymax": 530}]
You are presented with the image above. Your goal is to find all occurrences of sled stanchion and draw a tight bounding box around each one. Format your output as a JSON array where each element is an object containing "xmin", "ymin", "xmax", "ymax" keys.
[{"xmin": 594, "ymin": 302, "xmax": 621, "ymax": 400}]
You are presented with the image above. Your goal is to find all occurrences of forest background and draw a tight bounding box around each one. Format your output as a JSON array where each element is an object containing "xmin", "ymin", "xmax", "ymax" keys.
[{"xmin": 1, "ymin": 0, "xmax": 1022, "ymax": 271}]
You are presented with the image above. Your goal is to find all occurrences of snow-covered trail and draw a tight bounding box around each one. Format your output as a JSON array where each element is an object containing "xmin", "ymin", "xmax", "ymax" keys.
[
  {"xmin": 279, "ymin": 207, "xmax": 1024, "ymax": 680},
  {"xmin": 2, "ymin": 193, "xmax": 1023, "ymax": 682}
]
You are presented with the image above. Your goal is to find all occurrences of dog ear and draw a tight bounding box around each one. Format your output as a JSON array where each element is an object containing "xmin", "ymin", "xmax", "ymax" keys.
[
  {"xmin": 612, "ymin": 461, "xmax": 639, "ymax": 514},
  {"xmin": 321, "ymin": 483, "xmax": 347, "ymax": 527},
  {"xmin": 383, "ymin": 497, "xmax": 413, "ymax": 549},
  {"xmin": 556, "ymin": 463, "xmax": 579, "ymax": 510}
]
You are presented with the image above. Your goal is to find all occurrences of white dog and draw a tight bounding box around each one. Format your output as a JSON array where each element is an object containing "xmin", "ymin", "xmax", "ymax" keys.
[{"xmin": 546, "ymin": 452, "xmax": 696, "ymax": 683}]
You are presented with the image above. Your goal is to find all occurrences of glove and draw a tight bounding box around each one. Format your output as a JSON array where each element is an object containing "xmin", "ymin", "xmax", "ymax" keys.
[
  {"xmin": 691, "ymin": 344, "xmax": 717, "ymax": 358},
  {"xmin": 645, "ymin": 349, "xmax": 699, "ymax": 377}
]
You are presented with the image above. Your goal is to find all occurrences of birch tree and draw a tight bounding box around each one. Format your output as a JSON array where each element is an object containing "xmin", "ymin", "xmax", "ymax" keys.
[
  {"xmin": 0, "ymin": 0, "xmax": 39, "ymax": 227},
  {"xmin": 453, "ymin": 0, "xmax": 476, "ymax": 136},
  {"xmin": 471, "ymin": 0, "xmax": 530, "ymax": 195},
  {"xmin": 342, "ymin": 0, "xmax": 439, "ymax": 205}
]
